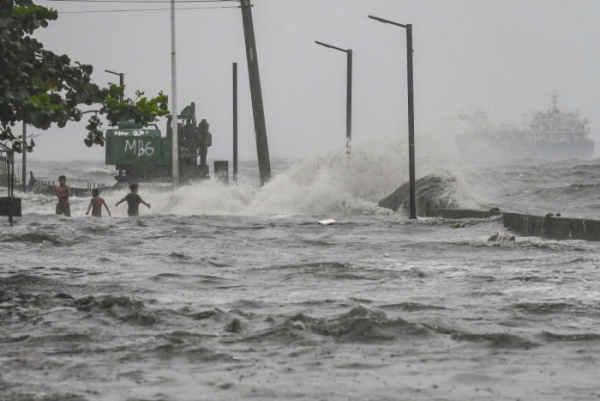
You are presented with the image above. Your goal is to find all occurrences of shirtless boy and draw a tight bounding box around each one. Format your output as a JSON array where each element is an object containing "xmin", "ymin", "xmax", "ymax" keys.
[
  {"xmin": 86, "ymin": 188, "xmax": 112, "ymax": 218},
  {"xmin": 55, "ymin": 175, "xmax": 71, "ymax": 217},
  {"xmin": 115, "ymin": 183, "xmax": 151, "ymax": 217}
]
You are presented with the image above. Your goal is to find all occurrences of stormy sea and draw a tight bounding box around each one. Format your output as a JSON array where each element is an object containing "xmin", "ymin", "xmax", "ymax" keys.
[{"xmin": 2, "ymin": 139, "xmax": 600, "ymax": 400}]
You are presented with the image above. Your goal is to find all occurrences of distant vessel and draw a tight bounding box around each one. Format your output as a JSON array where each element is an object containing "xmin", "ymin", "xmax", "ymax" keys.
[{"xmin": 456, "ymin": 93, "xmax": 595, "ymax": 160}]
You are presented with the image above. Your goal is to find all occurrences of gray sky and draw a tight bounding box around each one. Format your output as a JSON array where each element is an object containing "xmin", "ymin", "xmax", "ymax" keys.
[{"xmin": 28, "ymin": 0, "xmax": 600, "ymax": 162}]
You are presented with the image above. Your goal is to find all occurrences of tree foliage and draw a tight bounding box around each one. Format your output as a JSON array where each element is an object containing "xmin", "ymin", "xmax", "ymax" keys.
[{"xmin": 0, "ymin": 0, "xmax": 169, "ymax": 156}]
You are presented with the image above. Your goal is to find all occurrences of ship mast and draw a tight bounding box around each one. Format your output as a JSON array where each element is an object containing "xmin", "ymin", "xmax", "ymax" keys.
[{"xmin": 551, "ymin": 91, "xmax": 559, "ymax": 112}]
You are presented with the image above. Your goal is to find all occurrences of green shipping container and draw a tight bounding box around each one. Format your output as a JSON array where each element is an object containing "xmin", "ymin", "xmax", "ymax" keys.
[
  {"xmin": 162, "ymin": 137, "xmax": 173, "ymax": 165},
  {"xmin": 106, "ymin": 128, "xmax": 161, "ymax": 139},
  {"xmin": 105, "ymin": 128, "xmax": 166, "ymax": 165},
  {"xmin": 104, "ymin": 127, "xmax": 182, "ymax": 168},
  {"xmin": 110, "ymin": 136, "xmax": 163, "ymax": 165}
]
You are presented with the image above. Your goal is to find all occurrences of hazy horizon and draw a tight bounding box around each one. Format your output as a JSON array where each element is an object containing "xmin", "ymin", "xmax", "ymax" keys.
[{"xmin": 18, "ymin": 0, "xmax": 600, "ymax": 164}]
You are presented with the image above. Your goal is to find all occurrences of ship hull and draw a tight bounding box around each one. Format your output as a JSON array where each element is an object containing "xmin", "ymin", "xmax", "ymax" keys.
[{"xmin": 458, "ymin": 139, "xmax": 595, "ymax": 160}]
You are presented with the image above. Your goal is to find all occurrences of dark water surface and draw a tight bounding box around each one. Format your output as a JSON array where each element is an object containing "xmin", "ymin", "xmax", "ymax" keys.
[
  {"xmin": 3, "ymin": 155, "xmax": 600, "ymax": 400},
  {"xmin": 2, "ymin": 212, "xmax": 600, "ymax": 400}
]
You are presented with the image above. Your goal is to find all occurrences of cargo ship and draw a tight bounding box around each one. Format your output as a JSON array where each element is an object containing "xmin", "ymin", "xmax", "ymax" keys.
[{"xmin": 456, "ymin": 93, "xmax": 595, "ymax": 160}]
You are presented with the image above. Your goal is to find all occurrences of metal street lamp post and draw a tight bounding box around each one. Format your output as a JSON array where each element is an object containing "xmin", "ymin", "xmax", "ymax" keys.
[
  {"xmin": 105, "ymin": 69, "xmax": 124, "ymax": 102},
  {"xmin": 368, "ymin": 15, "xmax": 416, "ymax": 220},
  {"xmin": 315, "ymin": 41, "xmax": 353, "ymax": 157},
  {"xmin": 233, "ymin": 62, "xmax": 238, "ymax": 184}
]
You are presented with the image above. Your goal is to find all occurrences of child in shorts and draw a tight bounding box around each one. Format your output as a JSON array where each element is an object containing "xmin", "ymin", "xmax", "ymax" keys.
[
  {"xmin": 86, "ymin": 188, "xmax": 111, "ymax": 218},
  {"xmin": 115, "ymin": 183, "xmax": 151, "ymax": 217},
  {"xmin": 55, "ymin": 175, "xmax": 71, "ymax": 217}
]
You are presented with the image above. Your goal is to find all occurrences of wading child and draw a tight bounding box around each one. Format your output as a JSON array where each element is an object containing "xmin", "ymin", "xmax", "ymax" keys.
[
  {"xmin": 115, "ymin": 183, "xmax": 151, "ymax": 217},
  {"xmin": 86, "ymin": 188, "xmax": 111, "ymax": 218},
  {"xmin": 55, "ymin": 175, "xmax": 71, "ymax": 217}
]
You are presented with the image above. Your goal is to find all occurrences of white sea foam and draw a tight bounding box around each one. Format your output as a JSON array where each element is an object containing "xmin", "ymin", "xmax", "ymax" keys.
[
  {"xmin": 12, "ymin": 127, "xmax": 547, "ymax": 218},
  {"xmin": 11, "ymin": 129, "xmax": 481, "ymax": 217},
  {"xmin": 136, "ymin": 132, "xmax": 412, "ymax": 216},
  {"xmin": 87, "ymin": 168, "xmax": 114, "ymax": 176}
]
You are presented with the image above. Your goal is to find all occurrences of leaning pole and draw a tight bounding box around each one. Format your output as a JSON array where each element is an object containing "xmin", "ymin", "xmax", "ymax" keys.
[{"xmin": 240, "ymin": 0, "xmax": 271, "ymax": 185}]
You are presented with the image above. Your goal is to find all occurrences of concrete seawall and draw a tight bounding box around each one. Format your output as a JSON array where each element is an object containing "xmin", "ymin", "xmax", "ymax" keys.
[
  {"xmin": 33, "ymin": 184, "xmax": 91, "ymax": 198},
  {"xmin": 503, "ymin": 212, "xmax": 600, "ymax": 241},
  {"xmin": 33, "ymin": 183, "xmax": 110, "ymax": 198},
  {"xmin": 424, "ymin": 208, "xmax": 501, "ymax": 219},
  {"xmin": 425, "ymin": 208, "xmax": 600, "ymax": 242},
  {"xmin": 379, "ymin": 175, "xmax": 600, "ymax": 242}
]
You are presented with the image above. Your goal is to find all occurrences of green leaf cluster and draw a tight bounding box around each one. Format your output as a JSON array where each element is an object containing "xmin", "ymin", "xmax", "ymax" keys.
[
  {"xmin": 84, "ymin": 87, "xmax": 169, "ymax": 148},
  {"xmin": 0, "ymin": 0, "xmax": 169, "ymax": 156}
]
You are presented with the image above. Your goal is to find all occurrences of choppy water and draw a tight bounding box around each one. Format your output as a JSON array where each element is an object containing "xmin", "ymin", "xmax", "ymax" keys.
[{"xmin": 2, "ymin": 140, "xmax": 600, "ymax": 400}]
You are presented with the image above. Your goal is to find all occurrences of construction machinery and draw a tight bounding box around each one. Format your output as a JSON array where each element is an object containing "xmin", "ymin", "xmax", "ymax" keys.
[{"xmin": 105, "ymin": 103, "xmax": 212, "ymax": 183}]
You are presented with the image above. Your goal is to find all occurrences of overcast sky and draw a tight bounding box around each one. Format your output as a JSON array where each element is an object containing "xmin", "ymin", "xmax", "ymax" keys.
[{"xmin": 26, "ymin": 0, "xmax": 600, "ymax": 162}]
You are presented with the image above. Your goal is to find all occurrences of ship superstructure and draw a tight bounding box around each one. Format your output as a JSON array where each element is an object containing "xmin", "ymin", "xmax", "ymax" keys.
[
  {"xmin": 457, "ymin": 93, "xmax": 595, "ymax": 160},
  {"xmin": 527, "ymin": 93, "xmax": 589, "ymax": 143}
]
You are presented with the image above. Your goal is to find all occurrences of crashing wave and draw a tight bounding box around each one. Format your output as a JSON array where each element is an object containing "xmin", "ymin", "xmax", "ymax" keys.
[{"xmin": 378, "ymin": 173, "xmax": 458, "ymax": 214}]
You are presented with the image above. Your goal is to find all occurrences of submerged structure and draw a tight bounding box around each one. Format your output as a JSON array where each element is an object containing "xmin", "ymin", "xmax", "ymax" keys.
[
  {"xmin": 456, "ymin": 93, "xmax": 595, "ymax": 160},
  {"xmin": 105, "ymin": 103, "xmax": 212, "ymax": 183}
]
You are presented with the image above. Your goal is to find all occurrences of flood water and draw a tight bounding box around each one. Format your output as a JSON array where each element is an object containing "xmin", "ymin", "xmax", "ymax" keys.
[{"xmin": 2, "ymin": 150, "xmax": 600, "ymax": 400}]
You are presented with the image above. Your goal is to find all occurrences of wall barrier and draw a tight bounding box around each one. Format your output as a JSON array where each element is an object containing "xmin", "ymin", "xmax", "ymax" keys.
[
  {"xmin": 32, "ymin": 181, "xmax": 108, "ymax": 198},
  {"xmin": 424, "ymin": 208, "xmax": 600, "ymax": 242},
  {"xmin": 424, "ymin": 208, "xmax": 501, "ymax": 219},
  {"xmin": 503, "ymin": 212, "xmax": 600, "ymax": 241}
]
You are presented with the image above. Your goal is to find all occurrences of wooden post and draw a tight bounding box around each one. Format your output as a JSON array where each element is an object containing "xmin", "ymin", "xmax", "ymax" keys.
[
  {"xmin": 240, "ymin": 0, "xmax": 271, "ymax": 185},
  {"xmin": 9, "ymin": 156, "xmax": 13, "ymax": 226},
  {"xmin": 22, "ymin": 122, "xmax": 26, "ymax": 192}
]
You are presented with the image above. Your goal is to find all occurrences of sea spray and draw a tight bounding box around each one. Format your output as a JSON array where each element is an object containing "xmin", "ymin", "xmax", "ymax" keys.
[
  {"xmin": 21, "ymin": 131, "xmax": 600, "ymax": 217},
  {"xmin": 15, "ymin": 130, "xmax": 484, "ymax": 217},
  {"xmin": 124, "ymin": 132, "xmax": 413, "ymax": 216}
]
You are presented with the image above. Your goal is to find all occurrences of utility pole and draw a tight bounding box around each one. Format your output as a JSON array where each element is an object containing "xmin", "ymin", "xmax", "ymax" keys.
[
  {"xmin": 233, "ymin": 62, "xmax": 238, "ymax": 183},
  {"xmin": 22, "ymin": 122, "xmax": 26, "ymax": 192},
  {"xmin": 171, "ymin": 0, "xmax": 179, "ymax": 186},
  {"xmin": 240, "ymin": 0, "xmax": 271, "ymax": 185}
]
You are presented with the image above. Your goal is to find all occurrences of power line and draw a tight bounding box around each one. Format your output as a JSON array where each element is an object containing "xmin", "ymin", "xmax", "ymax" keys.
[
  {"xmin": 58, "ymin": 5, "xmax": 238, "ymax": 13},
  {"xmin": 47, "ymin": 0, "xmax": 237, "ymax": 3}
]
